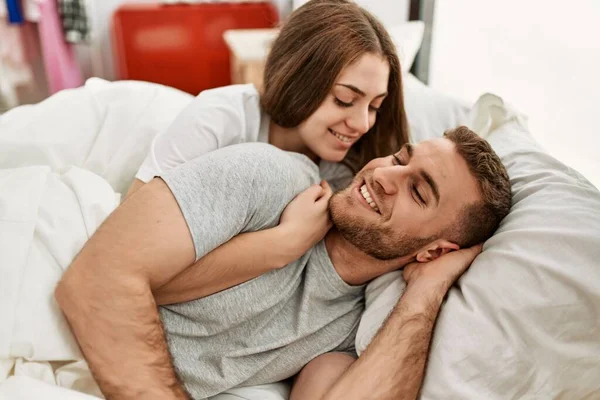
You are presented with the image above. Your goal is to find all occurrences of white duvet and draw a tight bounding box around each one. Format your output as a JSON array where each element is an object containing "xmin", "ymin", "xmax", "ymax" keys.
[{"xmin": 0, "ymin": 79, "xmax": 193, "ymax": 399}]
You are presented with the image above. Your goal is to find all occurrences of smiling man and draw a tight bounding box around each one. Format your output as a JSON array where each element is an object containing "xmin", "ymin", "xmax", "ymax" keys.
[
  {"xmin": 55, "ymin": 126, "xmax": 511, "ymax": 400},
  {"xmin": 331, "ymin": 135, "xmax": 489, "ymax": 262}
]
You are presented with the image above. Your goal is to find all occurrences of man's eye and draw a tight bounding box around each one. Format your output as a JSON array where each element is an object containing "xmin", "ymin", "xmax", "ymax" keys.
[
  {"xmin": 413, "ymin": 185, "xmax": 426, "ymax": 206},
  {"xmin": 334, "ymin": 98, "xmax": 353, "ymax": 108}
]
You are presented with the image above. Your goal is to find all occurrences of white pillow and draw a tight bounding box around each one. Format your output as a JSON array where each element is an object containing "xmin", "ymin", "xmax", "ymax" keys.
[
  {"xmin": 357, "ymin": 91, "xmax": 600, "ymax": 398},
  {"xmin": 403, "ymin": 73, "xmax": 470, "ymax": 142}
]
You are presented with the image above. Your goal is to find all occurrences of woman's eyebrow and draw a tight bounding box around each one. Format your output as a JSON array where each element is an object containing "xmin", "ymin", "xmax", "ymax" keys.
[{"xmin": 336, "ymin": 83, "xmax": 387, "ymax": 99}]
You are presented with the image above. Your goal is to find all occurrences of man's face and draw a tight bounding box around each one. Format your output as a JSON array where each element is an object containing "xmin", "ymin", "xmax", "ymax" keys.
[{"xmin": 329, "ymin": 138, "xmax": 481, "ymax": 260}]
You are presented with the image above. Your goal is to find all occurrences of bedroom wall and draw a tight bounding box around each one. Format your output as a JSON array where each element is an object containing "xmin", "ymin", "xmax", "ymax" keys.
[{"xmin": 428, "ymin": 0, "xmax": 600, "ymax": 188}]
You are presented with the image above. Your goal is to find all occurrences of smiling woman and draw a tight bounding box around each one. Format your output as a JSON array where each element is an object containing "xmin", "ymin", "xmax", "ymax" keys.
[
  {"xmin": 268, "ymin": 52, "xmax": 391, "ymax": 163},
  {"xmin": 127, "ymin": 0, "xmax": 409, "ymax": 199}
]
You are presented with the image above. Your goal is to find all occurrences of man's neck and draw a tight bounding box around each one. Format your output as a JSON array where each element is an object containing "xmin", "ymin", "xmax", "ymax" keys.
[{"xmin": 324, "ymin": 229, "xmax": 414, "ymax": 286}]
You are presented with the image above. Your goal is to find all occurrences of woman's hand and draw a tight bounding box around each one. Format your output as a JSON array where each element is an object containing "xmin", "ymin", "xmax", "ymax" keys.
[{"xmin": 277, "ymin": 180, "xmax": 333, "ymax": 260}]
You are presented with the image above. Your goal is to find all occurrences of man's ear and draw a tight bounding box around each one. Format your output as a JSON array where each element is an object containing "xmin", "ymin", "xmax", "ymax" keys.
[{"xmin": 415, "ymin": 240, "xmax": 460, "ymax": 263}]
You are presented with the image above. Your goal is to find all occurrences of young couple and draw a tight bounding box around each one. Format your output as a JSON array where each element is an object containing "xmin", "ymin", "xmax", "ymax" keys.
[{"xmin": 56, "ymin": 1, "xmax": 511, "ymax": 399}]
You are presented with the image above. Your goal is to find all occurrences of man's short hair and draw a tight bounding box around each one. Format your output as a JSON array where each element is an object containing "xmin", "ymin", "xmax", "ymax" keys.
[{"xmin": 444, "ymin": 126, "xmax": 512, "ymax": 247}]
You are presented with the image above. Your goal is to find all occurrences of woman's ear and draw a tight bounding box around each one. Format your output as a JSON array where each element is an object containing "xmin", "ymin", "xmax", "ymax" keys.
[{"xmin": 415, "ymin": 240, "xmax": 460, "ymax": 263}]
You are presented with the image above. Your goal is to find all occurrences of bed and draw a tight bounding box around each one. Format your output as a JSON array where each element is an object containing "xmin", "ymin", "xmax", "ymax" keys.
[{"xmin": 1, "ymin": 4, "xmax": 600, "ymax": 400}]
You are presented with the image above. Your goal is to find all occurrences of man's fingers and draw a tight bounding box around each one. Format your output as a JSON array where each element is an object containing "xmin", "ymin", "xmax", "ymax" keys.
[
  {"xmin": 402, "ymin": 243, "xmax": 484, "ymax": 284},
  {"xmin": 458, "ymin": 243, "xmax": 483, "ymax": 264}
]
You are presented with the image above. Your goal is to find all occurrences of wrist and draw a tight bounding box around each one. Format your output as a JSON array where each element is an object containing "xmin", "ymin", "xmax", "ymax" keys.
[
  {"xmin": 270, "ymin": 225, "xmax": 302, "ymax": 268},
  {"xmin": 397, "ymin": 284, "xmax": 446, "ymax": 320}
]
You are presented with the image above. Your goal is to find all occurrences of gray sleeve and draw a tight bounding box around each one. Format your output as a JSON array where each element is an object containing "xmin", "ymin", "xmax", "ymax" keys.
[
  {"xmin": 319, "ymin": 161, "xmax": 355, "ymax": 192},
  {"xmin": 160, "ymin": 143, "xmax": 320, "ymax": 261}
]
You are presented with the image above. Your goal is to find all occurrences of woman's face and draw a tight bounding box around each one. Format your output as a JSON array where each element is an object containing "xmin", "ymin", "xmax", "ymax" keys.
[{"xmin": 297, "ymin": 52, "xmax": 390, "ymax": 163}]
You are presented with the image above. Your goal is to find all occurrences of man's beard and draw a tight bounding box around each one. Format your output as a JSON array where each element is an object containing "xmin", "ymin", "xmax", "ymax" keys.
[{"xmin": 329, "ymin": 187, "xmax": 433, "ymax": 260}]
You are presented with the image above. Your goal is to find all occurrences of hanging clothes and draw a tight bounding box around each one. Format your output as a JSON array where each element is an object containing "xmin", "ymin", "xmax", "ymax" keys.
[
  {"xmin": 5, "ymin": 0, "xmax": 24, "ymax": 24},
  {"xmin": 58, "ymin": 0, "xmax": 90, "ymax": 43},
  {"xmin": 37, "ymin": 0, "xmax": 84, "ymax": 94},
  {"xmin": 0, "ymin": 0, "xmax": 40, "ymax": 108},
  {"xmin": 0, "ymin": 23, "xmax": 32, "ymax": 107}
]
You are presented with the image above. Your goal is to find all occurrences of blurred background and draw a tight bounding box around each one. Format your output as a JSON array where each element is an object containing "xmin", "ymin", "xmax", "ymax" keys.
[{"xmin": 1, "ymin": 0, "xmax": 598, "ymax": 188}]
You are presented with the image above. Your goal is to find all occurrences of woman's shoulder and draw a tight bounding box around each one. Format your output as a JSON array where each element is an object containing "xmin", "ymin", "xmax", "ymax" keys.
[{"xmin": 177, "ymin": 84, "xmax": 265, "ymax": 143}]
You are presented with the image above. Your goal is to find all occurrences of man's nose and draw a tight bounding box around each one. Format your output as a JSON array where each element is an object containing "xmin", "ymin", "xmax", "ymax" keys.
[{"xmin": 372, "ymin": 166, "xmax": 404, "ymax": 195}]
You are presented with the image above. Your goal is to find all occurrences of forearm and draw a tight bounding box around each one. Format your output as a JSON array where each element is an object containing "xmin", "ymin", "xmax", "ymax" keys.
[
  {"xmin": 155, "ymin": 226, "xmax": 297, "ymax": 305},
  {"xmin": 56, "ymin": 269, "xmax": 188, "ymax": 400},
  {"xmin": 323, "ymin": 287, "xmax": 445, "ymax": 400}
]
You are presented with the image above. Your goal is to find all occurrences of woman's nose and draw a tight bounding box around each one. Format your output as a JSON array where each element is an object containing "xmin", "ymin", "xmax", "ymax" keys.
[{"xmin": 346, "ymin": 107, "xmax": 371, "ymax": 134}]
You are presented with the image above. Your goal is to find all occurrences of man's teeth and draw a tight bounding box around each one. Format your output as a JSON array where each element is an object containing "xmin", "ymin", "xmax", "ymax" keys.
[
  {"xmin": 330, "ymin": 129, "xmax": 352, "ymax": 143},
  {"xmin": 360, "ymin": 184, "xmax": 380, "ymax": 213}
]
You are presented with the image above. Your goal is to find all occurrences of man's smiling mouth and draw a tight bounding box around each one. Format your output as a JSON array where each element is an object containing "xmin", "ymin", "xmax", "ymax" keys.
[{"xmin": 360, "ymin": 183, "xmax": 380, "ymax": 213}]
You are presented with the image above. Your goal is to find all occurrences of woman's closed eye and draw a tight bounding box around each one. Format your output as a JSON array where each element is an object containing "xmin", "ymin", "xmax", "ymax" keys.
[
  {"xmin": 334, "ymin": 97, "xmax": 353, "ymax": 108},
  {"xmin": 335, "ymin": 97, "xmax": 381, "ymax": 113}
]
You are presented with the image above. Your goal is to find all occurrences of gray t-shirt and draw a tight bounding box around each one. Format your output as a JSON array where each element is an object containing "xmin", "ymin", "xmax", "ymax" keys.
[{"xmin": 159, "ymin": 143, "xmax": 365, "ymax": 399}]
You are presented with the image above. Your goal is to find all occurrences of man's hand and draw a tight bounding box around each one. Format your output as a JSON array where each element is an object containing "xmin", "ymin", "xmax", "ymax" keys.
[
  {"xmin": 402, "ymin": 244, "xmax": 483, "ymax": 309},
  {"xmin": 319, "ymin": 244, "xmax": 483, "ymax": 400}
]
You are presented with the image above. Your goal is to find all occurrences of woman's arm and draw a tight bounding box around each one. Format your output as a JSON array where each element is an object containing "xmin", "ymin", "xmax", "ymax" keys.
[
  {"xmin": 155, "ymin": 181, "xmax": 333, "ymax": 305},
  {"xmin": 155, "ymin": 227, "xmax": 293, "ymax": 305}
]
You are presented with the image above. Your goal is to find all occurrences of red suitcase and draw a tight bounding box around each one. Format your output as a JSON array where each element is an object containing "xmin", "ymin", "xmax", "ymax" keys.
[{"xmin": 112, "ymin": 2, "xmax": 278, "ymax": 94}]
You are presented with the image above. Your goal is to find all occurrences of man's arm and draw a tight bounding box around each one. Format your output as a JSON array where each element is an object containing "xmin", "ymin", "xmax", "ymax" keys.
[
  {"xmin": 55, "ymin": 179, "xmax": 196, "ymax": 399},
  {"xmin": 321, "ymin": 245, "xmax": 482, "ymax": 400}
]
